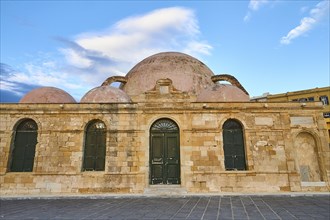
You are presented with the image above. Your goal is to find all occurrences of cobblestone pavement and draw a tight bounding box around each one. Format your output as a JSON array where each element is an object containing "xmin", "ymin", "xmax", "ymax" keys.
[{"xmin": 0, "ymin": 195, "xmax": 329, "ymax": 219}]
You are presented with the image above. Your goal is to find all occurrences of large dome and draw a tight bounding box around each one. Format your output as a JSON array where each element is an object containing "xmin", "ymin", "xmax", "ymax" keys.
[
  {"xmin": 80, "ymin": 86, "xmax": 131, "ymax": 103},
  {"xmin": 20, "ymin": 87, "xmax": 76, "ymax": 103},
  {"xmin": 121, "ymin": 52, "xmax": 215, "ymax": 96}
]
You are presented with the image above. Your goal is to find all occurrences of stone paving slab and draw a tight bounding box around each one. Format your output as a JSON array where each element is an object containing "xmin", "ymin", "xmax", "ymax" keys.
[{"xmin": 0, "ymin": 195, "xmax": 329, "ymax": 219}]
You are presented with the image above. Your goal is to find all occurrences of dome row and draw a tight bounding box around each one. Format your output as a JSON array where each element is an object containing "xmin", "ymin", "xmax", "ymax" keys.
[
  {"xmin": 20, "ymin": 52, "xmax": 249, "ymax": 103},
  {"xmin": 19, "ymin": 86, "xmax": 131, "ymax": 103}
]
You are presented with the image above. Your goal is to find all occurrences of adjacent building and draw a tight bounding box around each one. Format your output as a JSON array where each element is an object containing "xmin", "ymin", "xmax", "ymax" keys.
[{"xmin": 251, "ymin": 87, "xmax": 330, "ymax": 146}]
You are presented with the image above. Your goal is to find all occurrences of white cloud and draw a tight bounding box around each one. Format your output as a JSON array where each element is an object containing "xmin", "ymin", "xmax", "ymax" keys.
[
  {"xmin": 115, "ymin": 7, "xmax": 199, "ymax": 36},
  {"xmin": 280, "ymin": 0, "xmax": 329, "ymax": 45},
  {"xmin": 0, "ymin": 80, "xmax": 24, "ymax": 96},
  {"xmin": 3, "ymin": 7, "xmax": 212, "ymax": 101},
  {"xmin": 244, "ymin": 12, "xmax": 252, "ymax": 22},
  {"xmin": 248, "ymin": 0, "xmax": 269, "ymax": 11},
  {"xmin": 280, "ymin": 17, "xmax": 316, "ymax": 45},
  {"xmin": 74, "ymin": 7, "xmax": 210, "ymax": 66},
  {"xmin": 183, "ymin": 41, "xmax": 213, "ymax": 56},
  {"xmin": 3, "ymin": 60, "xmax": 85, "ymax": 99},
  {"xmin": 244, "ymin": 0, "xmax": 270, "ymax": 22},
  {"xmin": 60, "ymin": 48, "xmax": 93, "ymax": 68}
]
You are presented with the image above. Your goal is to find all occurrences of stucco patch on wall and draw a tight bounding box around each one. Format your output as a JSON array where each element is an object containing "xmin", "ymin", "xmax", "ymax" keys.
[
  {"xmin": 290, "ymin": 117, "xmax": 314, "ymax": 127},
  {"xmin": 255, "ymin": 117, "xmax": 273, "ymax": 126}
]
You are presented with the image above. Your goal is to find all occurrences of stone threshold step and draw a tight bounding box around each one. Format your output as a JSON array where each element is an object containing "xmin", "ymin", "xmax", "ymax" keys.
[
  {"xmin": 144, "ymin": 185, "xmax": 188, "ymax": 195},
  {"xmin": 148, "ymin": 185, "xmax": 182, "ymax": 188}
]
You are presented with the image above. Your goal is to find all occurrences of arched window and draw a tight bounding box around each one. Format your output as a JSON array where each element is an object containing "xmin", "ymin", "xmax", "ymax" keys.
[
  {"xmin": 10, "ymin": 119, "xmax": 38, "ymax": 172},
  {"xmin": 222, "ymin": 119, "xmax": 246, "ymax": 170},
  {"xmin": 83, "ymin": 120, "xmax": 106, "ymax": 171}
]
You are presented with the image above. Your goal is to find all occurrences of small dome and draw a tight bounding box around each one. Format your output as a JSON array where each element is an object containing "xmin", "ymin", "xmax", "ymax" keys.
[
  {"xmin": 80, "ymin": 86, "xmax": 131, "ymax": 103},
  {"xmin": 121, "ymin": 52, "xmax": 215, "ymax": 96},
  {"xmin": 196, "ymin": 84, "xmax": 250, "ymax": 102},
  {"xmin": 20, "ymin": 87, "xmax": 76, "ymax": 103}
]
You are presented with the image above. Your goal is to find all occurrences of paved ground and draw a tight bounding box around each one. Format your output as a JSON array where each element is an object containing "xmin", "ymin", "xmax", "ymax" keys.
[{"xmin": 0, "ymin": 195, "xmax": 329, "ymax": 219}]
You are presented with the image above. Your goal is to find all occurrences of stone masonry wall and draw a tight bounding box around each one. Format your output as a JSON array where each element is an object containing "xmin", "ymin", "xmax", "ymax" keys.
[{"xmin": 0, "ymin": 102, "xmax": 329, "ymax": 195}]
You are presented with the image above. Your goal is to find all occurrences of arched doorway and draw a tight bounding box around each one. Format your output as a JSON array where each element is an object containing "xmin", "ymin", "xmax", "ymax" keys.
[
  {"xmin": 10, "ymin": 119, "xmax": 38, "ymax": 172},
  {"xmin": 222, "ymin": 119, "xmax": 246, "ymax": 170},
  {"xmin": 150, "ymin": 118, "xmax": 180, "ymax": 185}
]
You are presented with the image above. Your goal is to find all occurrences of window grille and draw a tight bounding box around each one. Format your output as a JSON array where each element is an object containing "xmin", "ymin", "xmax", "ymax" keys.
[{"xmin": 151, "ymin": 119, "xmax": 179, "ymax": 131}]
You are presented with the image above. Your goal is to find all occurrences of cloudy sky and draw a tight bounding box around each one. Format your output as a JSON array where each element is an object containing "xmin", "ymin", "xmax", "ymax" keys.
[{"xmin": 1, "ymin": 0, "xmax": 329, "ymax": 102}]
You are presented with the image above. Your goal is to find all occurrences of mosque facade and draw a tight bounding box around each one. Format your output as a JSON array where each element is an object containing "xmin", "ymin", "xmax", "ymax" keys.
[{"xmin": 0, "ymin": 52, "xmax": 329, "ymax": 195}]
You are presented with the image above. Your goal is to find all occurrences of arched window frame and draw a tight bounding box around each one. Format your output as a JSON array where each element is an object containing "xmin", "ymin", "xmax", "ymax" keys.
[
  {"xmin": 9, "ymin": 118, "xmax": 38, "ymax": 172},
  {"xmin": 82, "ymin": 119, "xmax": 107, "ymax": 171},
  {"xmin": 222, "ymin": 119, "xmax": 247, "ymax": 171}
]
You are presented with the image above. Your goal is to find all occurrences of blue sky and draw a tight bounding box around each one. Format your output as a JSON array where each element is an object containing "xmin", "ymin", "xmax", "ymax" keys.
[{"xmin": 1, "ymin": 0, "xmax": 329, "ymax": 102}]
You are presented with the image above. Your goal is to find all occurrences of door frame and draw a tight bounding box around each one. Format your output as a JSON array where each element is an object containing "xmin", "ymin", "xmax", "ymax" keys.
[{"xmin": 149, "ymin": 118, "xmax": 181, "ymax": 185}]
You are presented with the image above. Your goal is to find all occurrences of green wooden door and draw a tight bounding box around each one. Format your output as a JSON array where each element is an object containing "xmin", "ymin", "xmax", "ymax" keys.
[
  {"xmin": 150, "ymin": 119, "xmax": 180, "ymax": 184},
  {"xmin": 11, "ymin": 119, "xmax": 38, "ymax": 172}
]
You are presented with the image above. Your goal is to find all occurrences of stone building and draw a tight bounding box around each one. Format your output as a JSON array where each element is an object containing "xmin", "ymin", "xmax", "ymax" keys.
[
  {"xmin": 0, "ymin": 52, "xmax": 329, "ymax": 195},
  {"xmin": 251, "ymin": 86, "xmax": 330, "ymax": 146}
]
